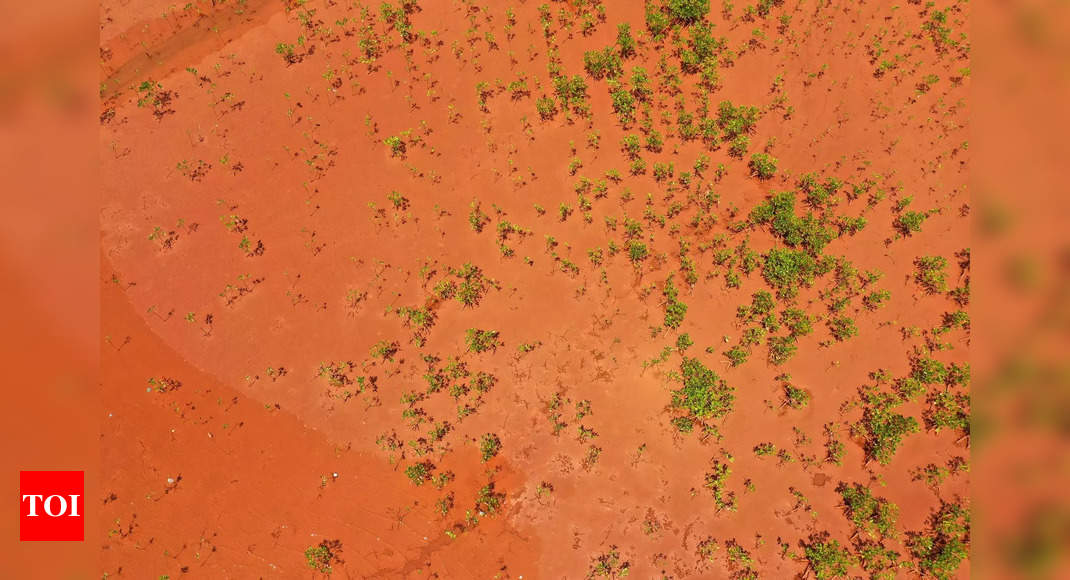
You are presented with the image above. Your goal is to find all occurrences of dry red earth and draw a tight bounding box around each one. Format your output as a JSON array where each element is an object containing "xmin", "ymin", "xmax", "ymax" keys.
[{"xmin": 99, "ymin": 0, "xmax": 970, "ymax": 577}]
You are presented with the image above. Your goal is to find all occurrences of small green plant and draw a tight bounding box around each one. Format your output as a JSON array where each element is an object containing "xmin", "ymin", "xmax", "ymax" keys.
[
  {"xmin": 475, "ymin": 482, "xmax": 505, "ymax": 514},
  {"xmin": 914, "ymin": 256, "xmax": 949, "ymax": 294},
  {"xmin": 370, "ymin": 340, "xmax": 399, "ymax": 361},
  {"xmin": 894, "ymin": 210, "xmax": 927, "ymax": 236},
  {"xmin": 803, "ymin": 533, "xmax": 854, "ymax": 579},
  {"xmin": 662, "ymin": 275, "xmax": 689, "ymax": 329},
  {"xmin": 385, "ymin": 135, "xmax": 406, "ymax": 157},
  {"xmin": 304, "ymin": 540, "xmax": 340, "ymax": 575},
  {"xmin": 404, "ymin": 461, "xmax": 432, "ymax": 486},
  {"xmin": 469, "ymin": 200, "xmax": 490, "ymax": 232},
  {"xmin": 768, "ymin": 335, "xmax": 798, "ymax": 365},
  {"xmin": 909, "ymin": 501, "xmax": 970, "ymax": 580},
  {"xmin": 670, "ymin": 357, "xmax": 735, "ymax": 430},
  {"xmin": 837, "ymin": 482, "xmax": 899, "ymax": 539},
  {"xmin": 465, "ymin": 328, "xmax": 502, "ymax": 353},
  {"xmin": 859, "ymin": 391, "xmax": 920, "ymax": 465},
  {"xmin": 628, "ymin": 240, "xmax": 649, "ymax": 265},
  {"xmin": 724, "ymin": 344, "xmax": 749, "ymax": 367},
  {"xmin": 828, "ymin": 316, "xmax": 858, "ymax": 342},
  {"xmin": 536, "ymin": 96, "xmax": 558, "ymax": 119},
  {"xmin": 784, "ymin": 382, "xmax": 811, "ymax": 409},
  {"xmin": 479, "ymin": 433, "xmax": 502, "ymax": 462},
  {"xmin": 754, "ymin": 442, "xmax": 778, "ymax": 457},
  {"xmin": 749, "ymin": 153, "xmax": 778, "ymax": 179},
  {"xmin": 668, "ymin": 0, "xmax": 711, "ymax": 23},
  {"xmin": 587, "ymin": 545, "xmax": 631, "ymax": 578},
  {"xmin": 387, "ymin": 190, "xmax": 409, "ymax": 210}
]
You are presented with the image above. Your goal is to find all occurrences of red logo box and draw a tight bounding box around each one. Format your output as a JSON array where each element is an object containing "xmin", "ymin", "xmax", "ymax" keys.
[{"xmin": 19, "ymin": 471, "xmax": 84, "ymax": 541}]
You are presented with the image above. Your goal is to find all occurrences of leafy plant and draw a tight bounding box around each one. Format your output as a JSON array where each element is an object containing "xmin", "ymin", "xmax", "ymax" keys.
[
  {"xmin": 859, "ymin": 391, "xmax": 920, "ymax": 465},
  {"xmin": 784, "ymin": 382, "xmax": 810, "ymax": 409},
  {"xmin": 671, "ymin": 357, "xmax": 735, "ymax": 428},
  {"xmin": 404, "ymin": 461, "xmax": 432, "ymax": 486},
  {"xmin": 924, "ymin": 391, "xmax": 969, "ymax": 434},
  {"xmin": 763, "ymin": 248, "xmax": 817, "ymax": 298},
  {"xmin": 465, "ymin": 328, "xmax": 502, "ymax": 353},
  {"xmin": 768, "ymin": 335, "xmax": 798, "ymax": 365},
  {"xmin": 663, "ymin": 275, "xmax": 689, "ymax": 328},
  {"xmin": 627, "ymin": 240, "xmax": 649, "ymax": 265},
  {"xmin": 908, "ymin": 501, "xmax": 970, "ymax": 580},
  {"xmin": 587, "ymin": 545, "xmax": 631, "ymax": 578},
  {"xmin": 717, "ymin": 100, "xmax": 761, "ymax": 139},
  {"xmin": 668, "ymin": 0, "xmax": 711, "ymax": 23},
  {"xmin": 370, "ymin": 340, "xmax": 399, "ymax": 361},
  {"xmin": 914, "ymin": 256, "xmax": 949, "ymax": 294},
  {"xmin": 479, "ymin": 433, "xmax": 502, "ymax": 462},
  {"xmin": 838, "ymin": 482, "xmax": 899, "ymax": 538},
  {"xmin": 894, "ymin": 210, "xmax": 928, "ymax": 236},
  {"xmin": 385, "ymin": 135, "xmax": 406, "ymax": 157},
  {"xmin": 724, "ymin": 344, "xmax": 749, "ymax": 367},
  {"xmin": 828, "ymin": 316, "xmax": 858, "ymax": 342},
  {"xmin": 749, "ymin": 153, "xmax": 778, "ymax": 179},
  {"xmin": 803, "ymin": 533, "xmax": 854, "ymax": 579},
  {"xmin": 469, "ymin": 200, "xmax": 490, "ymax": 232},
  {"xmin": 304, "ymin": 540, "xmax": 341, "ymax": 575}
]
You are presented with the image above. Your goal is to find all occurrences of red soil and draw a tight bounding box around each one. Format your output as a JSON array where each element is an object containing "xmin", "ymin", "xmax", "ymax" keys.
[{"xmin": 100, "ymin": 0, "xmax": 970, "ymax": 577}]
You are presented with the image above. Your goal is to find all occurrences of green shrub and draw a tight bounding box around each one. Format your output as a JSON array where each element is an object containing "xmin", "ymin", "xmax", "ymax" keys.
[
  {"xmin": 676, "ymin": 333, "xmax": 694, "ymax": 351},
  {"xmin": 925, "ymin": 391, "xmax": 969, "ymax": 433},
  {"xmin": 797, "ymin": 173, "xmax": 843, "ymax": 208},
  {"xmin": 911, "ymin": 355, "xmax": 948, "ymax": 385},
  {"xmin": 671, "ymin": 357, "xmax": 735, "ymax": 424},
  {"xmin": 468, "ymin": 200, "xmax": 490, "ymax": 232},
  {"xmin": 610, "ymin": 86, "xmax": 636, "ymax": 123},
  {"xmin": 784, "ymin": 382, "xmax": 810, "ymax": 408},
  {"xmin": 645, "ymin": 3, "xmax": 672, "ymax": 39},
  {"xmin": 828, "ymin": 316, "xmax": 858, "ymax": 342},
  {"xmin": 536, "ymin": 96, "xmax": 557, "ymax": 119},
  {"xmin": 781, "ymin": 308, "xmax": 813, "ymax": 337},
  {"xmin": 616, "ymin": 23, "xmax": 636, "ymax": 57},
  {"xmin": 914, "ymin": 256, "xmax": 949, "ymax": 294},
  {"xmin": 717, "ymin": 100, "xmax": 761, "ymax": 139},
  {"xmin": 724, "ymin": 344, "xmax": 749, "ymax": 366},
  {"xmin": 729, "ymin": 135, "xmax": 750, "ymax": 157},
  {"xmin": 385, "ymin": 135, "xmax": 406, "ymax": 157},
  {"xmin": 909, "ymin": 501, "xmax": 970, "ymax": 580},
  {"xmin": 749, "ymin": 191, "xmax": 835, "ymax": 255},
  {"xmin": 453, "ymin": 263, "xmax": 491, "ymax": 307},
  {"xmin": 894, "ymin": 210, "xmax": 927, "ymax": 235},
  {"xmin": 370, "ymin": 340, "xmax": 399, "ymax": 361},
  {"xmin": 768, "ymin": 335, "xmax": 798, "ymax": 365},
  {"xmin": 754, "ymin": 442, "xmax": 777, "ymax": 457},
  {"xmin": 663, "ymin": 276, "xmax": 689, "ymax": 328},
  {"xmin": 479, "ymin": 433, "xmax": 502, "ymax": 462},
  {"xmin": 465, "ymin": 328, "xmax": 502, "ymax": 353},
  {"xmin": 837, "ymin": 482, "xmax": 899, "ymax": 538},
  {"xmin": 803, "ymin": 534, "xmax": 854, "ymax": 579},
  {"xmin": 668, "ymin": 0, "xmax": 710, "ymax": 23},
  {"xmin": 304, "ymin": 541, "xmax": 339, "ymax": 574},
  {"xmin": 583, "ymin": 47, "xmax": 623, "ymax": 79},
  {"xmin": 861, "ymin": 392, "xmax": 920, "ymax": 465},
  {"xmin": 404, "ymin": 461, "xmax": 432, "ymax": 485},
  {"xmin": 628, "ymin": 240, "xmax": 649, "ymax": 264},
  {"xmin": 748, "ymin": 153, "xmax": 778, "ymax": 179},
  {"xmin": 863, "ymin": 289, "xmax": 891, "ymax": 310},
  {"xmin": 762, "ymin": 248, "xmax": 816, "ymax": 297},
  {"xmin": 475, "ymin": 482, "xmax": 505, "ymax": 514}
]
